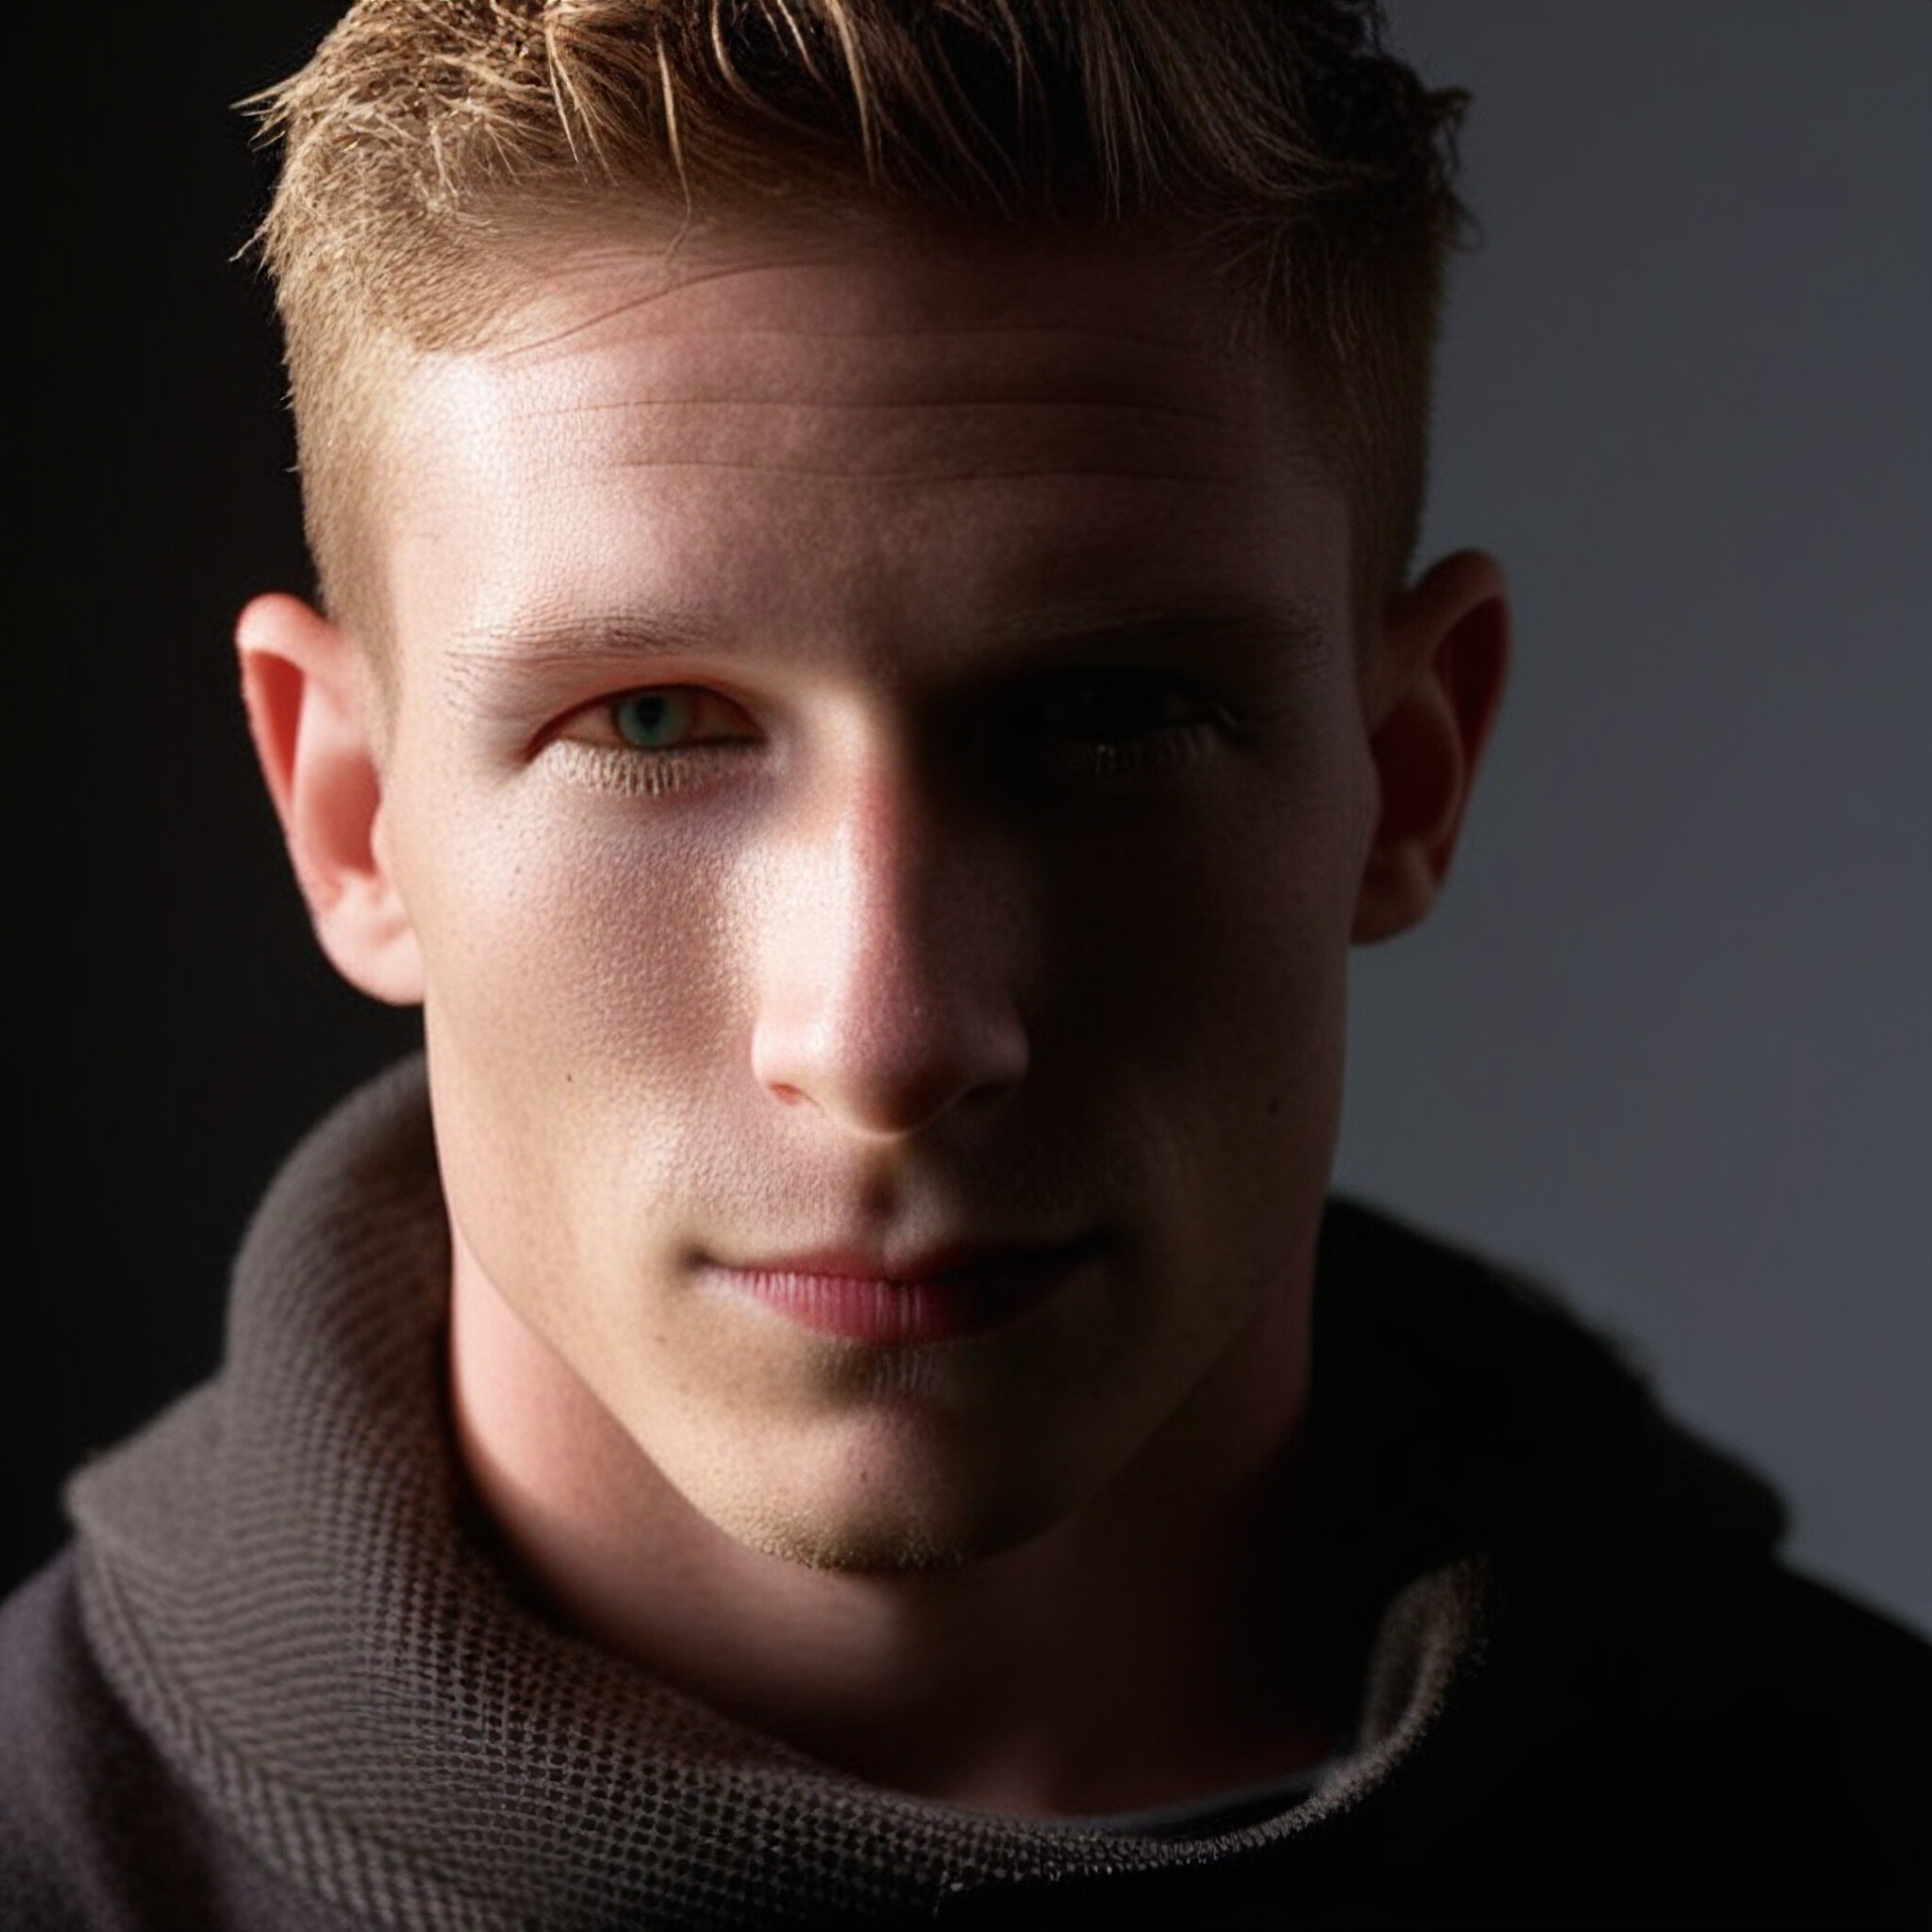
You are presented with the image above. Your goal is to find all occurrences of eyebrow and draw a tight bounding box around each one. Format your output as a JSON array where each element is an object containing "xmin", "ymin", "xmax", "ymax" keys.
[
  {"xmin": 449, "ymin": 613, "xmax": 714, "ymax": 675},
  {"xmin": 442, "ymin": 591, "xmax": 1329, "ymax": 699},
  {"xmin": 435, "ymin": 615, "xmax": 709, "ymax": 719},
  {"xmin": 977, "ymin": 593, "xmax": 1329, "ymax": 667}
]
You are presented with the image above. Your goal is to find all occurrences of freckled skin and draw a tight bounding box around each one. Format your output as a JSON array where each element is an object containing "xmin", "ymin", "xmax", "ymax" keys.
[{"xmin": 375, "ymin": 224, "xmax": 1370, "ymax": 1574}]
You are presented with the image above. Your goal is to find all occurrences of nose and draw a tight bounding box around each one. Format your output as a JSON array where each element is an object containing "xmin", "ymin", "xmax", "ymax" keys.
[{"xmin": 749, "ymin": 740, "xmax": 1029, "ymax": 1140}]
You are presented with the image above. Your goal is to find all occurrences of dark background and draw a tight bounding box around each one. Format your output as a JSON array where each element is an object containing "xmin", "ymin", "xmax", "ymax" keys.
[
  {"xmin": 16, "ymin": 2, "xmax": 420, "ymax": 1585},
  {"xmin": 14, "ymin": 4, "xmax": 1928, "ymax": 1631}
]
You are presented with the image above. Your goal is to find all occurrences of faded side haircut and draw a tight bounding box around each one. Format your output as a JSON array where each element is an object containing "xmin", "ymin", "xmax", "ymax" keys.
[{"xmin": 253, "ymin": 0, "xmax": 1468, "ymax": 658}]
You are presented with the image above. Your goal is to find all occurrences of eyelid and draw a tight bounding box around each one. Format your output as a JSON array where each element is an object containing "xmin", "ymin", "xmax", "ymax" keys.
[
  {"xmin": 555, "ymin": 680, "xmax": 761, "ymax": 750},
  {"xmin": 1011, "ymin": 665, "xmax": 1228, "ymax": 737}
]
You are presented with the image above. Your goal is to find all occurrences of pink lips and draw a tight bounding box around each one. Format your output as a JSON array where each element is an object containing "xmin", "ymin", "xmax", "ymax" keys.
[{"xmin": 707, "ymin": 1239, "xmax": 1097, "ymax": 1343}]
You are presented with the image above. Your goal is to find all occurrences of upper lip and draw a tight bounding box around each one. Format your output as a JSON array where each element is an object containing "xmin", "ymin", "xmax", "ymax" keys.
[{"xmin": 706, "ymin": 1235, "xmax": 1094, "ymax": 1285}]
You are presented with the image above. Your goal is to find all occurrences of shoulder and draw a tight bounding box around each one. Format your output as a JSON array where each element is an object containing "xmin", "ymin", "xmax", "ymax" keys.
[
  {"xmin": 1429, "ymin": 1554, "xmax": 1931, "ymax": 1926},
  {"xmin": 1305, "ymin": 1198, "xmax": 1931, "ymax": 1924},
  {"xmin": 1714, "ymin": 1559, "xmax": 1931, "ymax": 1729},
  {"xmin": 1629, "ymin": 1555, "xmax": 1931, "ymax": 1818},
  {"xmin": 0, "ymin": 1550, "xmax": 363, "ymax": 1932}
]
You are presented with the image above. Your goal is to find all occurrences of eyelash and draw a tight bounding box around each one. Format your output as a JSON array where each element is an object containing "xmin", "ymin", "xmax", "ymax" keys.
[
  {"xmin": 541, "ymin": 683, "xmax": 762, "ymax": 795},
  {"xmin": 1001, "ymin": 670, "xmax": 1225, "ymax": 784},
  {"xmin": 546, "ymin": 670, "xmax": 1224, "ymax": 797},
  {"xmin": 546, "ymin": 737, "xmax": 751, "ymax": 797},
  {"xmin": 1040, "ymin": 729, "xmax": 1213, "ymax": 783}
]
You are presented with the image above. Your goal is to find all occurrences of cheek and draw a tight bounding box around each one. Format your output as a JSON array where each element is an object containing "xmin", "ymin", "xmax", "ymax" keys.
[
  {"xmin": 1035, "ymin": 746, "xmax": 1372, "ymax": 1297},
  {"xmin": 1046, "ymin": 763, "xmax": 1368, "ymax": 1078},
  {"xmin": 388, "ymin": 774, "xmax": 757, "ymax": 1290},
  {"xmin": 417, "ymin": 805, "xmax": 733, "ymax": 1067}
]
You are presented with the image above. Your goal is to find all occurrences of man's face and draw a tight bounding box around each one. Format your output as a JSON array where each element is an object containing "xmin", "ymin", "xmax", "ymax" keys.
[{"xmin": 371, "ymin": 218, "xmax": 1378, "ymax": 1571}]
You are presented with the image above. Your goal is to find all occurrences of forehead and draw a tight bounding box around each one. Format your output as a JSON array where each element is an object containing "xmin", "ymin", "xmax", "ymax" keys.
[{"xmin": 379, "ymin": 219, "xmax": 1349, "ymax": 679}]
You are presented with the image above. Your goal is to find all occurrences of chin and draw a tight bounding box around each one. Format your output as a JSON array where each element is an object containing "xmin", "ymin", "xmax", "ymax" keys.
[
  {"xmin": 737, "ymin": 1513, "xmax": 977, "ymax": 1578},
  {"xmin": 706, "ymin": 1428, "xmax": 1081, "ymax": 1578}
]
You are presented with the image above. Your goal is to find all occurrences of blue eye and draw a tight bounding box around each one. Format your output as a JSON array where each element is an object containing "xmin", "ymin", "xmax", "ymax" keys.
[
  {"xmin": 613, "ymin": 689, "xmax": 697, "ymax": 748},
  {"xmin": 552, "ymin": 684, "xmax": 758, "ymax": 797},
  {"xmin": 603, "ymin": 685, "xmax": 759, "ymax": 753}
]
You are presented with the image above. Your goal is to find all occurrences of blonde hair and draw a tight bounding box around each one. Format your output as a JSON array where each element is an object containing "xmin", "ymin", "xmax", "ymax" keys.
[{"xmin": 253, "ymin": 0, "xmax": 1467, "ymax": 653}]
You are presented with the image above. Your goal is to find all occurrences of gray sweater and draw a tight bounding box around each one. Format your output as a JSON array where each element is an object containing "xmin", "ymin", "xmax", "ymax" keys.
[{"xmin": 3, "ymin": 1061, "xmax": 1925, "ymax": 1927}]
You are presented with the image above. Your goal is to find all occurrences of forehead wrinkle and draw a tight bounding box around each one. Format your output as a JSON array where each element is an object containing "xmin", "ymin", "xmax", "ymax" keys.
[
  {"xmin": 503, "ymin": 311, "xmax": 1246, "ymax": 375},
  {"xmin": 597, "ymin": 322, "xmax": 1237, "ymax": 355},
  {"xmin": 561, "ymin": 394, "xmax": 1241, "ymax": 427},
  {"xmin": 459, "ymin": 327, "xmax": 1273, "ymax": 477},
  {"xmin": 550, "ymin": 366, "xmax": 1266, "ymax": 487},
  {"xmin": 597, "ymin": 459, "xmax": 1245, "ymax": 487}
]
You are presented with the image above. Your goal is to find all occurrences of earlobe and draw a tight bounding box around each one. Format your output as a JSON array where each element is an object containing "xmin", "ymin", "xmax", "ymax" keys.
[
  {"xmin": 236, "ymin": 593, "xmax": 425, "ymax": 1005},
  {"xmin": 1352, "ymin": 549, "xmax": 1510, "ymax": 945}
]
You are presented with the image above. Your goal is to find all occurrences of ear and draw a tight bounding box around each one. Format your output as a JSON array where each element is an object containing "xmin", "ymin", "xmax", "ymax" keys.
[
  {"xmin": 236, "ymin": 592, "xmax": 425, "ymax": 1004},
  {"xmin": 1352, "ymin": 549, "xmax": 1510, "ymax": 945}
]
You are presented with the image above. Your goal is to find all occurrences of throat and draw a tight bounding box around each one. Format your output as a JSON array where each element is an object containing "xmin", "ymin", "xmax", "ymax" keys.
[{"xmin": 447, "ymin": 1225, "xmax": 1338, "ymax": 1818}]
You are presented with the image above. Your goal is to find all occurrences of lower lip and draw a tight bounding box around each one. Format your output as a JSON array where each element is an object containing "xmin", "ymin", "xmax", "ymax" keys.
[{"xmin": 709, "ymin": 1243, "xmax": 1096, "ymax": 1344}]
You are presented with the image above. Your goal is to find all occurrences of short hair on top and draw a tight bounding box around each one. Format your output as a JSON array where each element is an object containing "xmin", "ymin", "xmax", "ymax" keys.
[{"xmin": 252, "ymin": 0, "xmax": 1469, "ymax": 662}]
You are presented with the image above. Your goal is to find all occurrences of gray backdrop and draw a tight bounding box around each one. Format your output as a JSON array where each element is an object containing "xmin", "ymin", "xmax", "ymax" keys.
[{"xmin": 1345, "ymin": 3, "xmax": 1928, "ymax": 1631}]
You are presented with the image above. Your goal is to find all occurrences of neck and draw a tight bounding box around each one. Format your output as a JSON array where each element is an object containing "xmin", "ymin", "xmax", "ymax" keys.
[{"xmin": 449, "ymin": 1257, "xmax": 1333, "ymax": 1817}]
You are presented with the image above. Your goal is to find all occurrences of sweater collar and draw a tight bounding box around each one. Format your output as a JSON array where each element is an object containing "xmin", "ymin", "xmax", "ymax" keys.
[{"xmin": 66, "ymin": 1059, "xmax": 1595, "ymax": 1926}]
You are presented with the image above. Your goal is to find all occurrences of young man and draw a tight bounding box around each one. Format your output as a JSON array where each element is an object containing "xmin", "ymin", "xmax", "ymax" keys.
[{"xmin": 3, "ymin": 3, "xmax": 1924, "ymax": 1926}]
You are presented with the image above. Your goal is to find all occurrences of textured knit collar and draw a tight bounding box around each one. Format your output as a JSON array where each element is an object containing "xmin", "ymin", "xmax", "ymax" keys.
[{"xmin": 65, "ymin": 1061, "xmax": 1621, "ymax": 1929}]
